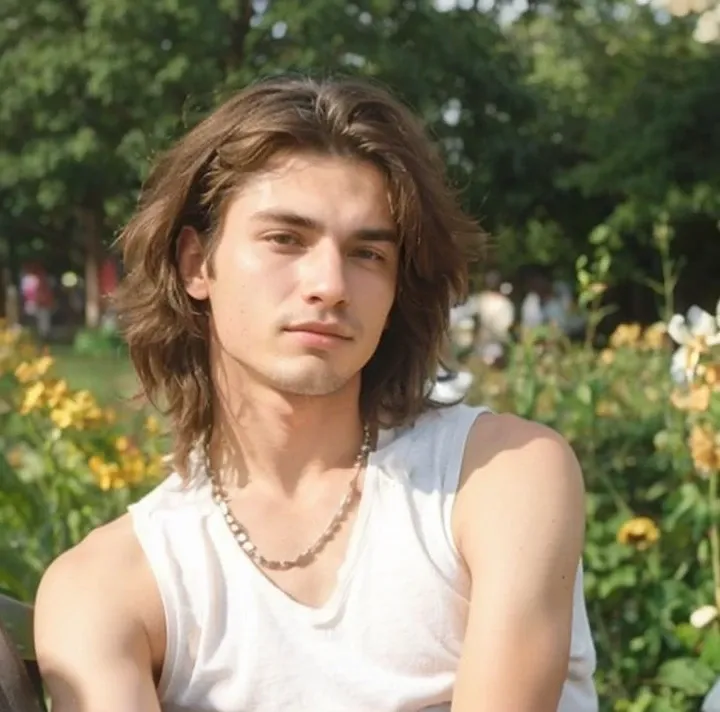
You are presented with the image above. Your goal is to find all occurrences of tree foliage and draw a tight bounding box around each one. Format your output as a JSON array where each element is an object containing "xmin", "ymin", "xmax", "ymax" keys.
[{"xmin": 0, "ymin": 0, "xmax": 718, "ymax": 318}]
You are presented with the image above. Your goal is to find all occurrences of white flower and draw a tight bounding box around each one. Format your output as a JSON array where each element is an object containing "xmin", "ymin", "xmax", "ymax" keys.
[
  {"xmin": 668, "ymin": 299, "xmax": 720, "ymax": 384},
  {"xmin": 429, "ymin": 367, "xmax": 474, "ymax": 404},
  {"xmin": 691, "ymin": 604, "xmax": 719, "ymax": 629}
]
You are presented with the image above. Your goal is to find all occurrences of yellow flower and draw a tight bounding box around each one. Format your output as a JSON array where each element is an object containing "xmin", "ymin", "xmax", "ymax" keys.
[
  {"xmin": 34, "ymin": 355, "xmax": 54, "ymax": 376},
  {"xmin": 96, "ymin": 462, "xmax": 121, "ymax": 491},
  {"xmin": 119, "ymin": 452, "xmax": 145, "ymax": 483},
  {"xmin": 617, "ymin": 517, "xmax": 660, "ymax": 550},
  {"xmin": 14, "ymin": 355, "xmax": 54, "ymax": 383},
  {"xmin": 595, "ymin": 400, "xmax": 619, "ymax": 418},
  {"xmin": 703, "ymin": 362, "xmax": 720, "ymax": 388},
  {"xmin": 642, "ymin": 322, "xmax": 668, "ymax": 350},
  {"xmin": 83, "ymin": 406, "xmax": 104, "ymax": 424},
  {"xmin": 688, "ymin": 424, "xmax": 720, "ymax": 475},
  {"xmin": 20, "ymin": 381, "xmax": 46, "ymax": 414},
  {"xmin": 46, "ymin": 389, "xmax": 106, "ymax": 430},
  {"xmin": 45, "ymin": 380, "xmax": 69, "ymax": 408},
  {"xmin": 88, "ymin": 456, "xmax": 106, "ymax": 476},
  {"xmin": 114, "ymin": 436, "xmax": 130, "ymax": 453},
  {"xmin": 72, "ymin": 390, "xmax": 96, "ymax": 408},
  {"xmin": 670, "ymin": 384, "xmax": 711, "ymax": 412},
  {"xmin": 144, "ymin": 415, "xmax": 161, "ymax": 435},
  {"xmin": 50, "ymin": 407, "xmax": 75, "ymax": 430},
  {"xmin": 599, "ymin": 349, "xmax": 615, "ymax": 365},
  {"xmin": 14, "ymin": 362, "xmax": 34, "ymax": 383},
  {"xmin": 610, "ymin": 323, "xmax": 642, "ymax": 349},
  {"xmin": 104, "ymin": 408, "xmax": 117, "ymax": 424}
]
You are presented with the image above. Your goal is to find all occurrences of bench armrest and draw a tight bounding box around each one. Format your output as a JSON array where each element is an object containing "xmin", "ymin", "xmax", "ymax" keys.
[{"xmin": 0, "ymin": 594, "xmax": 35, "ymax": 661}]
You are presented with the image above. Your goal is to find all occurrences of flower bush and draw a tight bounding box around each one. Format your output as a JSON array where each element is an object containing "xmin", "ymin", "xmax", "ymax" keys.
[
  {"xmin": 468, "ymin": 303, "xmax": 720, "ymax": 711},
  {"xmin": 0, "ymin": 322, "xmax": 165, "ymax": 602},
  {"xmin": 3, "ymin": 296, "xmax": 720, "ymax": 709}
]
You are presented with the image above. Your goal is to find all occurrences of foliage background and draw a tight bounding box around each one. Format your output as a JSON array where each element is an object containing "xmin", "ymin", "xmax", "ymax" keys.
[
  {"xmin": 4, "ymin": 318, "xmax": 720, "ymax": 711},
  {"xmin": 1, "ymin": 0, "xmax": 720, "ymax": 323}
]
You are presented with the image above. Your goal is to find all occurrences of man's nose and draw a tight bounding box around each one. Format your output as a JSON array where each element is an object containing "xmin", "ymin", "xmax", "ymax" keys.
[{"xmin": 299, "ymin": 240, "xmax": 349, "ymax": 307}]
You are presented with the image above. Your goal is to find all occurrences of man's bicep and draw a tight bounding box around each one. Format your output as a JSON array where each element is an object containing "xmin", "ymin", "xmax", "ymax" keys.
[
  {"xmin": 34, "ymin": 550, "xmax": 162, "ymax": 712},
  {"xmin": 453, "ymin": 555, "xmax": 579, "ymax": 712},
  {"xmin": 452, "ymin": 417, "xmax": 586, "ymax": 712}
]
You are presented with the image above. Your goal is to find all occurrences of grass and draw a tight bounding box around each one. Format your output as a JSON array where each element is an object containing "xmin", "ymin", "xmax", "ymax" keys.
[
  {"xmin": 48, "ymin": 344, "xmax": 170, "ymax": 442},
  {"xmin": 50, "ymin": 345, "xmax": 139, "ymax": 408}
]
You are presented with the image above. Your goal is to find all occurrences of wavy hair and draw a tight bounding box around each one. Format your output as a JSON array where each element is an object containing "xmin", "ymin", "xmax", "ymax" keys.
[{"xmin": 114, "ymin": 75, "xmax": 485, "ymax": 477}]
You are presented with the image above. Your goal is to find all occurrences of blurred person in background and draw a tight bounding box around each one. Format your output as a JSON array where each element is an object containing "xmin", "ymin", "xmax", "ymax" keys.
[
  {"xmin": 20, "ymin": 262, "xmax": 54, "ymax": 340},
  {"xmin": 472, "ymin": 268, "xmax": 515, "ymax": 367}
]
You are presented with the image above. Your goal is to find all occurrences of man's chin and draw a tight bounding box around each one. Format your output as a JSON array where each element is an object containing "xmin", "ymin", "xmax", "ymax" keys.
[{"xmin": 261, "ymin": 364, "xmax": 352, "ymax": 398}]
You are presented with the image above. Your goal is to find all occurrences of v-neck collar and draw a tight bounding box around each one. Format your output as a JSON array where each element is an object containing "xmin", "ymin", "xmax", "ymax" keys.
[{"xmin": 209, "ymin": 453, "xmax": 379, "ymax": 626}]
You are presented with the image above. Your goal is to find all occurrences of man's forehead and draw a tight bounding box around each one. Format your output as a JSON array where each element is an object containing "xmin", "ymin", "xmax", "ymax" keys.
[{"xmin": 226, "ymin": 154, "xmax": 395, "ymax": 228}]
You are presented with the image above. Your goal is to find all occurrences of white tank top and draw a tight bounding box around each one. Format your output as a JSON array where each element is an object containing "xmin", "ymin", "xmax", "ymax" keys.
[{"xmin": 128, "ymin": 404, "xmax": 598, "ymax": 712}]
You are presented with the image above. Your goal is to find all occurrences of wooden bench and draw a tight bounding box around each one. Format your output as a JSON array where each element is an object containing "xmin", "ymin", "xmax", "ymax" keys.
[{"xmin": 0, "ymin": 594, "xmax": 46, "ymax": 712}]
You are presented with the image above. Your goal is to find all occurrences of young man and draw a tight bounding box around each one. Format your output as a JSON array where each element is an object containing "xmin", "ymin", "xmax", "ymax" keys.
[{"xmin": 33, "ymin": 76, "xmax": 597, "ymax": 711}]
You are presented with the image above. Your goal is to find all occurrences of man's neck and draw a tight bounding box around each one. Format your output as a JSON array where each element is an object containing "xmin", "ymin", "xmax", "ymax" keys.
[{"xmin": 207, "ymin": 374, "xmax": 366, "ymax": 497}]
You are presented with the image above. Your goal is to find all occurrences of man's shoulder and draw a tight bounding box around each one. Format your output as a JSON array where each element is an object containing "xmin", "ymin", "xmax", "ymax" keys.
[
  {"xmin": 34, "ymin": 516, "xmax": 166, "ymax": 706},
  {"xmin": 34, "ymin": 514, "xmax": 162, "ymax": 656},
  {"xmin": 407, "ymin": 406, "xmax": 575, "ymax": 471},
  {"xmin": 464, "ymin": 411, "xmax": 580, "ymax": 478},
  {"xmin": 454, "ymin": 412, "xmax": 585, "ymax": 544},
  {"xmin": 35, "ymin": 514, "xmax": 152, "ymax": 618}
]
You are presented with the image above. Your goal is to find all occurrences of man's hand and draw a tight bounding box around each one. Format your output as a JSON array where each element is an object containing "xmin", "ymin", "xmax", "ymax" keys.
[
  {"xmin": 34, "ymin": 516, "xmax": 164, "ymax": 712},
  {"xmin": 451, "ymin": 414, "xmax": 586, "ymax": 712}
]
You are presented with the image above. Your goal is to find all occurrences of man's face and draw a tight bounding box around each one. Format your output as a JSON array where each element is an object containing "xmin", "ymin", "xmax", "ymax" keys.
[{"xmin": 181, "ymin": 151, "xmax": 399, "ymax": 398}]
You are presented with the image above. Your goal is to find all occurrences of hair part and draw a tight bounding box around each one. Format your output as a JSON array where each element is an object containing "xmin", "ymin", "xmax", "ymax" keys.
[{"xmin": 113, "ymin": 74, "xmax": 485, "ymax": 478}]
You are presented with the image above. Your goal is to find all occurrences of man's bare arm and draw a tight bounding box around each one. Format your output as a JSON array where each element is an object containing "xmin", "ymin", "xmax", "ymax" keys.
[
  {"xmin": 451, "ymin": 414, "xmax": 586, "ymax": 712},
  {"xmin": 34, "ymin": 520, "xmax": 163, "ymax": 712}
]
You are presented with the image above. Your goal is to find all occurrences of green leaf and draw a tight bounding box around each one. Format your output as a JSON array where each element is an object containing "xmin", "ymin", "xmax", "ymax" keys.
[
  {"xmin": 700, "ymin": 630, "xmax": 720, "ymax": 668},
  {"xmin": 656, "ymin": 657, "xmax": 717, "ymax": 696}
]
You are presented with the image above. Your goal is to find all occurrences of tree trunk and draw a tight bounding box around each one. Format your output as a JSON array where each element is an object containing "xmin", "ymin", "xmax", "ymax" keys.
[
  {"xmin": 0, "ymin": 234, "xmax": 20, "ymax": 324},
  {"xmin": 0, "ymin": 265, "xmax": 6, "ymax": 319},
  {"xmin": 76, "ymin": 208, "xmax": 104, "ymax": 329}
]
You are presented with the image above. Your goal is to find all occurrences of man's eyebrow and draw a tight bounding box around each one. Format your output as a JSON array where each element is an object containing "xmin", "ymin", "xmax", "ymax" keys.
[
  {"xmin": 252, "ymin": 209, "xmax": 320, "ymax": 230},
  {"xmin": 353, "ymin": 227, "xmax": 398, "ymax": 243},
  {"xmin": 251, "ymin": 209, "xmax": 398, "ymax": 243}
]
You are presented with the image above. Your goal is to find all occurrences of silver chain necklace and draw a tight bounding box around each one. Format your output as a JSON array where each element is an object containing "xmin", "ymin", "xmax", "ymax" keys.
[{"xmin": 207, "ymin": 425, "xmax": 372, "ymax": 571}]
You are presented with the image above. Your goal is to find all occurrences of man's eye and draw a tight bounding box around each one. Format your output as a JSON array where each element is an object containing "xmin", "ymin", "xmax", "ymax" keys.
[
  {"xmin": 354, "ymin": 248, "xmax": 385, "ymax": 262},
  {"xmin": 268, "ymin": 233, "xmax": 301, "ymax": 246}
]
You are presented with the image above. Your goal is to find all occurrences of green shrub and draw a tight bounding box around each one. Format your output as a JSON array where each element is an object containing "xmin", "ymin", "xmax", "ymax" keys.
[
  {"xmin": 0, "ymin": 323, "xmax": 163, "ymax": 601},
  {"xmin": 3, "ymin": 317, "xmax": 720, "ymax": 710},
  {"xmin": 72, "ymin": 323, "xmax": 127, "ymax": 357}
]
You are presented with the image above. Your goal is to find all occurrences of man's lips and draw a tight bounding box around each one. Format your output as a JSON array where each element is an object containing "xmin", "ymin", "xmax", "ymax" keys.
[{"xmin": 284, "ymin": 322, "xmax": 353, "ymax": 340}]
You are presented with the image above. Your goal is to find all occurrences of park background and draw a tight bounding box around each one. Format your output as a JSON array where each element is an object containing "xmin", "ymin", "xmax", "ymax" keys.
[{"xmin": 2, "ymin": 0, "xmax": 720, "ymax": 710}]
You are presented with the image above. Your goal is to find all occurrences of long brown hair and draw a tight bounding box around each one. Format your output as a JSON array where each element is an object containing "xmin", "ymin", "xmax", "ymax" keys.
[{"xmin": 114, "ymin": 75, "xmax": 485, "ymax": 477}]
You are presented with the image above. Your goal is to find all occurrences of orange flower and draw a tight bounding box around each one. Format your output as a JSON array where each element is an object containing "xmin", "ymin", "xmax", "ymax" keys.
[
  {"xmin": 610, "ymin": 323, "xmax": 642, "ymax": 349},
  {"xmin": 703, "ymin": 362, "xmax": 720, "ymax": 388},
  {"xmin": 642, "ymin": 322, "xmax": 668, "ymax": 350},
  {"xmin": 689, "ymin": 424, "xmax": 719, "ymax": 475},
  {"xmin": 617, "ymin": 517, "xmax": 660, "ymax": 550},
  {"xmin": 671, "ymin": 384, "xmax": 711, "ymax": 412}
]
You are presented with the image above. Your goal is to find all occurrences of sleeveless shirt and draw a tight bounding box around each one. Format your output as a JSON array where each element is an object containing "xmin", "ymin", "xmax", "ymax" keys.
[{"xmin": 128, "ymin": 404, "xmax": 598, "ymax": 712}]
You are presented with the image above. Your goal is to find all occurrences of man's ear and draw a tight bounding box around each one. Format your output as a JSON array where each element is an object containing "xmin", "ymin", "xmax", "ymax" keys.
[{"xmin": 177, "ymin": 226, "xmax": 210, "ymax": 300}]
